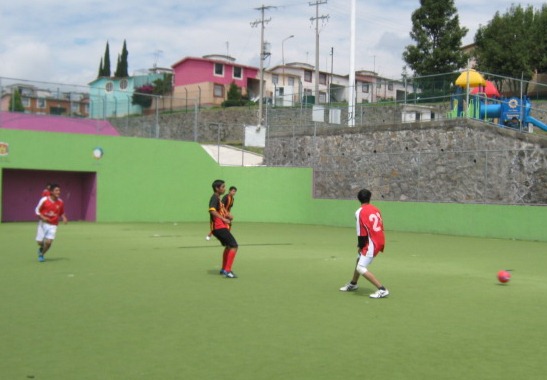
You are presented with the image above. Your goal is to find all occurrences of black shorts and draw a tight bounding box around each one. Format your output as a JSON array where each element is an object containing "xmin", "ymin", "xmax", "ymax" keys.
[{"xmin": 212, "ymin": 228, "xmax": 238, "ymax": 248}]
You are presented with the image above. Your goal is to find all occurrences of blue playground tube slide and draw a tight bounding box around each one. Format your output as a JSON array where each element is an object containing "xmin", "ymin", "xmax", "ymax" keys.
[
  {"xmin": 478, "ymin": 103, "xmax": 501, "ymax": 119},
  {"xmin": 525, "ymin": 116, "xmax": 547, "ymax": 131}
]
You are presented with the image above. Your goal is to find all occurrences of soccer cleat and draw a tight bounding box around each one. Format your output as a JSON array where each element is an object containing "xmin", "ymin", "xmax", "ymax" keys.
[
  {"xmin": 340, "ymin": 282, "xmax": 359, "ymax": 292},
  {"xmin": 224, "ymin": 271, "xmax": 237, "ymax": 279},
  {"xmin": 219, "ymin": 269, "xmax": 226, "ymax": 275},
  {"xmin": 369, "ymin": 289, "xmax": 389, "ymax": 298},
  {"xmin": 38, "ymin": 255, "xmax": 45, "ymax": 262}
]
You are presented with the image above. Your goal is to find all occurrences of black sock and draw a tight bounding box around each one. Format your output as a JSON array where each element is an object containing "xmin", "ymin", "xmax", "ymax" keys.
[{"xmin": 379, "ymin": 286, "xmax": 386, "ymax": 291}]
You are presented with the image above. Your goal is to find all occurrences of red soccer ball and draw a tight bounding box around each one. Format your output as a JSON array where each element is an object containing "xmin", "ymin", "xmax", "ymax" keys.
[{"xmin": 497, "ymin": 270, "xmax": 511, "ymax": 283}]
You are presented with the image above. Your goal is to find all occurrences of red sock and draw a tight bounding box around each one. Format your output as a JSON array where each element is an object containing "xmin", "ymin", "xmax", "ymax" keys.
[
  {"xmin": 225, "ymin": 249, "xmax": 237, "ymax": 272},
  {"xmin": 222, "ymin": 248, "xmax": 229, "ymax": 270}
]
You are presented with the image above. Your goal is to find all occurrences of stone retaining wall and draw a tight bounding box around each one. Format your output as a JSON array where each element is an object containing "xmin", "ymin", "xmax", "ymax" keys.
[
  {"xmin": 108, "ymin": 102, "xmax": 547, "ymax": 205},
  {"xmin": 265, "ymin": 119, "xmax": 547, "ymax": 204}
]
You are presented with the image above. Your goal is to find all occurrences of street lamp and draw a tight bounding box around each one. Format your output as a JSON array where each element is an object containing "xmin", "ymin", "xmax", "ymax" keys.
[{"xmin": 282, "ymin": 35, "xmax": 294, "ymax": 86}]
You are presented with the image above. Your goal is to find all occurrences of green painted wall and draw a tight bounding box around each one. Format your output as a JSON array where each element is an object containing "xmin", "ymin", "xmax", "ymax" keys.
[{"xmin": 0, "ymin": 129, "xmax": 544, "ymax": 241}]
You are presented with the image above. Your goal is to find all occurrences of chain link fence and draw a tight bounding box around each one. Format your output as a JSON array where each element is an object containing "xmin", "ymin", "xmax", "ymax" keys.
[{"xmin": 1, "ymin": 73, "xmax": 546, "ymax": 204}]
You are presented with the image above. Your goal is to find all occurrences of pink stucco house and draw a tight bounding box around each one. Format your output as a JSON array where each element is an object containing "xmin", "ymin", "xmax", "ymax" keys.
[{"xmin": 171, "ymin": 55, "xmax": 260, "ymax": 107}]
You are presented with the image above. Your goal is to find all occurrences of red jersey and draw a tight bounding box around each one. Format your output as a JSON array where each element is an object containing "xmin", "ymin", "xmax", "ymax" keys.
[
  {"xmin": 36, "ymin": 196, "xmax": 65, "ymax": 225},
  {"xmin": 209, "ymin": 194, "xmax": 229, "ymax": 230},
  {"xmin": 355, "ymin": 203, "xmax": 385, "ymax": 256},
  {"xmin": 41, "ymin": 189, "xmax": 50, "ymax": 197}
]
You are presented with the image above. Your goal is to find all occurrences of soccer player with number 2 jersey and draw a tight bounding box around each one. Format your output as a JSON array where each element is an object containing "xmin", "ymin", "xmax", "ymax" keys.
[{"xmin": 339, "ymin": 188, "xmax": 389, "ymax": 298}]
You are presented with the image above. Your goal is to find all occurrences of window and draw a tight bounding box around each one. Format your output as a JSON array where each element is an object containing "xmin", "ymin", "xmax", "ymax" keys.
[
  {"xmin": 214, "ymin": 63, "xmax": 224, "ymax": 76},
  {"xmin": 22, "ymin": 97, "xmax": 30, "ymax": 107},
  {"xmin": 38, "ymin": 98, "xmax": 46, "ymax": 108},
  {"xmin": 105, "ymin": 82, "xmax": 114, "ymax": 93},
  {"xmin": 319, "ymin": 92, "xmax": 326, "ymax": 103},
  {"xmin": 71, "ymin": 102, "xmax": 79, "ymax": 112},
  {"xmin": 213, "ymin": 84, "xmax": 224, "ymax": 98},
  {"xmin": 233, "ymin": 66, "xmax": 242, "ymax": 79},
  {"xmin": 319, "ymin": 73, "xmax": 327, "ymax": 85},
  {"xmin": 388, "ymin": 83, "xmax": 393, "ymax": 91},
  {"xmin": 272, "ymin": 74, "xmax": 279, "ymax": 85},
  {"xmin": 362, "ymin": 84, "xmax": 369, "ymax": 93},
  {"xmin": 120, "ymin": 79, "xmax": 128, "ymax": 90},
  {"xmin": 304, "ymin": 70, "xmax": 312, "ymax": 82},
  {"xmin": 288, "ymin": 77, "xmax": 294, "ymax": 86},
  {"xmin": 377, "ymin": 82, "xmax": 382, "ymax": 89}
]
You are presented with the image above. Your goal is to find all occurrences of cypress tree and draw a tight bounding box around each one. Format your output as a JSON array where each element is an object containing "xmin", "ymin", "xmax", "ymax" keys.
[
  {"xmin": 98, "ymin": 57, "xmax": 104, "ymax": 78},
  {"xmin": 120, "ymin": 40, "xmax": 129, "ymax": 77},
  {"xmin": 114, "ymin": 40, "xmax": 129, "ymax": 77},
  {"xmin": 102, "ymin": 41, "xmax": 111, "ymax": 77}
]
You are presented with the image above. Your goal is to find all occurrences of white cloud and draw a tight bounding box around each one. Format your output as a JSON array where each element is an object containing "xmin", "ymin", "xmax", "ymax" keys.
[{"xmin": 0, "ymin": 0, "xmax": 545, "ymax": 85}]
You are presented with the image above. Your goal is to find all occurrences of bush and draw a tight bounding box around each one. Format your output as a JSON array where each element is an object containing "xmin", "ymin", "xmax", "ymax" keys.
[{"xmin": 132, "ymin": 84, "xmax": 154, "ymax": 108}]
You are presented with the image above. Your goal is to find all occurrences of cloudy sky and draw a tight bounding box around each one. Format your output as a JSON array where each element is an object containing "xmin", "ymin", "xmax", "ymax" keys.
[{"xmin": 0, "ymin": 1, "xmax": 544, "ymax": 86}]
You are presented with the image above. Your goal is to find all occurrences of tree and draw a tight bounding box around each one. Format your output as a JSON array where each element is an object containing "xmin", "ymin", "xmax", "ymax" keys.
[
  {"xmin": 98, "ymin": 57, "xmax": 104, "ymax": 78},
  {"xmin": 114, "ymin": 40, "xmax": 129, "ymax": 78},
  {"xmin": 9, "ymin": 89, "xmax": 25, "ymax": 112},
  {"xmin": 474, "ymin": 5, "xmax": 541, "ymax": 94},
  {"xmin": 98, "ymin": 41, "xmax": 111, "ymax": 77},
  {"xmin": 403, "ymin": 0, "xmax": 469, "ymax": 76},
  {"xmin": 151, "ymin": 74, "xmax": 173, "ymax": 96},
  {"xmin": 222, "ymin": 82, "xmax": 247, "ymax": 107},
  {"xmin": 531, "ymin": 5, "xmax": 547, "ymax": 73}
]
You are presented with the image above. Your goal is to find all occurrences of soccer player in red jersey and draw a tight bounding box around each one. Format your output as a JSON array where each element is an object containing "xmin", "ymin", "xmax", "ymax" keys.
[
  {"xmin": 35, "ymin": 184, "xmax": 68, "ymax": 262},
  {"xmin": 41, "ymin": 183, "xmax": 52, "ymax": 197},
  {"xmin": 339, "ymin": 188, "xmax": 389, "ymax": 298},
  {"xmin": 209, "ymin": 180, "xmax": 238, "ymax": 278}
]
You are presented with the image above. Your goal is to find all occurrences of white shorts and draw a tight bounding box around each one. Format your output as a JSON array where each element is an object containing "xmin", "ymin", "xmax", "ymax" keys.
[
  {"xmin": 36, "ymin": 221, "xmax": 58, "ymax": 241},
  {"xmin": 356, "ymin": 239, "xmax": 376, "ymax": 270}
]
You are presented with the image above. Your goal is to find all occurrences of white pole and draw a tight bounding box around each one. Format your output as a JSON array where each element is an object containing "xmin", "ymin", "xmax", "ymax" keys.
[{"xmin": 348, "ymin": 0, "xmax": 356, "ymax": 127}]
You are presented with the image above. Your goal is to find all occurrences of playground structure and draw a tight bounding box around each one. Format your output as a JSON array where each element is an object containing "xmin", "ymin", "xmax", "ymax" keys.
[{"xmin": 449, "ymin": 70, "xmax": 547, "ymax": 132}]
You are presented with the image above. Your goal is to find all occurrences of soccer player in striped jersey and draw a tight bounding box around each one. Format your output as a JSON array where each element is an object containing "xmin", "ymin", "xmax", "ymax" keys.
[
  {"xmin": 206, "ymin": 186, "xmax": 237, "ymax": 240},
  {"xmin": 339, "ymin": 188, "xmax": 389, "ymax": 298},
  {"xmin": 209, "ymin": 180, "xmax": 239, "ymax": 278}
]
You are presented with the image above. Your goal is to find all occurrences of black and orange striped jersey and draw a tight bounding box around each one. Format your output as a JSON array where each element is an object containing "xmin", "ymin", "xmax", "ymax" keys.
[
  {"xmin": 222, "ymin": 194, "xmax": 235, "ymax": 212},
  {"xmin": 209, "ymin": 194, "xmax": 229, "ymax": 230}
]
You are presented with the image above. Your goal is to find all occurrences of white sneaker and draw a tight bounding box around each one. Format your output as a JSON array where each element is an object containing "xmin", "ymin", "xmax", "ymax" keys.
[
  {"xmin": 205, "ymin": 235, "xmax": 211, "ymax": 241},
  {"xmin": 369, "ymin": 289, "xmax": 389, "ymax": 298},
  {"xmin": 340, "ymin": 282, "xmax": 359, "ymax": 292}
]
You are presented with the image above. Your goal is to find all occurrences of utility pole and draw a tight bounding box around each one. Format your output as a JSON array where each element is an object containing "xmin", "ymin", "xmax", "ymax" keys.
[
  {"xmin": 329, "ymin": 47, "xmax": 333, "ymax": 105},
  {"xmin": 251, "ymin": 5, "xmax": 274, "ymax": 127},
  {"xmin": 309, "ymin": 0, "xmax": 329, "ymax": 105},
  {"xmin": 348, "ymin": 0, "xmax": 356, "ymax": 126}
]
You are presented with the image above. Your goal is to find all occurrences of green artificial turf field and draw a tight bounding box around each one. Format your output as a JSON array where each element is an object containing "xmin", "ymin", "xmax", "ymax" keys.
[{"xmin": 1, "ymin": 222, "xmax": 546, "ymax": 379}]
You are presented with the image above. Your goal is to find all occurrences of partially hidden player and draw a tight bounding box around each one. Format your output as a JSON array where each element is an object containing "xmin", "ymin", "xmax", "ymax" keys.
[
  {"xmin": 339, "ymin": 188, "xmax": 389, "ymax": 298},
  {"xmin": 35, "ymin": 183, "xmax": 68, "ymax": 262},
  {"xmin": 208, "ymin": 180, "xmax": 238, "ymax": 278}
]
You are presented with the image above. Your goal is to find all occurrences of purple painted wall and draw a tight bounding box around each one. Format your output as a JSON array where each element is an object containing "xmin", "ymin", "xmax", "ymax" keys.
[
  {"xmin": 0, "ymin": 112, "xmax": 119, "ymax": 136},
  {"xmin": 1, "ymin": 169, "xmax": 97, "ymax": 222}
]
